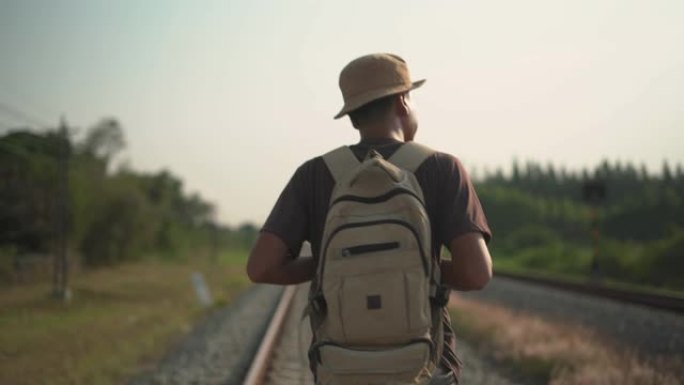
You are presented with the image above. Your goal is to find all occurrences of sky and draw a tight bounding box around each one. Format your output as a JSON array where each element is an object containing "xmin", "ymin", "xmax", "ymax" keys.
[{"xmin": 1, "ymin": 0, "xmax": 683, "ymax": 226}]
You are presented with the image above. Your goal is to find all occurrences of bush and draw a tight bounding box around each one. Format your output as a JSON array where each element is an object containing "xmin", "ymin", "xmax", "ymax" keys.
[
  {"xmin": 503, "ymin": 225, "xmax": 562, "ymax": 251},
  {"xmin": 0, "ymin": 246, "xmax": 17, "ymax": 284},
  {"xmin": 646, "ymin": 226, "xmax": 684, "ymax": 289},
  {"xmin": 80, "ymin": 177, "xmax": 157, "ymax": 266},
  {"xmin": 503, "ymin": 241, "xmax": 592, "ymax": 276}
]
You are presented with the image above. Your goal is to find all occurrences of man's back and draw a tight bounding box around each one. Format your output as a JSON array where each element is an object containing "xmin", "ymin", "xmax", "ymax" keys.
[
  {"xmin": 261, "ymin": 138, "xmax": 492, "ymax": 379},
  {"xmin": 247, "ymin": 52, "xmax": 493, "ymax": 384},
  {"xmin": 263, "ymin": 139, "xmax": 490, "ymax": 261}
]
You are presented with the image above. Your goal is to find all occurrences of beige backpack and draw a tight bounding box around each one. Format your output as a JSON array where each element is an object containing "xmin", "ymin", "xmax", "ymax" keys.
[{"xmin": 307, "ymin": 142, "xmax": 447, "ymax": 385}]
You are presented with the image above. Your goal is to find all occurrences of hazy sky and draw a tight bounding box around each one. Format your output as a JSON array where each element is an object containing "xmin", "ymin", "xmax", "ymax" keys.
[{"xmin": 1, "ymin": 0, "xmax": 683, "ymax": 226}]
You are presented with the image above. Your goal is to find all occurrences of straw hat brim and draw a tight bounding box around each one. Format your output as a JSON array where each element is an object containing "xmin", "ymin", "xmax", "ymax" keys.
[{"xmin": 334, "ymin": 79, "xmax": 426, "ymax": 119}]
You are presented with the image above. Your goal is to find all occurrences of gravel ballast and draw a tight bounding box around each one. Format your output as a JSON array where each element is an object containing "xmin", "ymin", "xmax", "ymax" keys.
[
  {"xmin": 460, "ymin": 276, "xmax": 684, "ymax": 356},
  {"xmin": 125, "ymin": 276, "xmax": 684, "ymax": 384},
  {"xmin": 264, "ymin": 284, "xmax": 524, "ymax": 385},
  {"xmin": 128, "ymin": 284, "xmax": 283, "ymax": 385},
  {"xmin": 128, "ymin": 282, "xmax": 528, "ymax": 385}
]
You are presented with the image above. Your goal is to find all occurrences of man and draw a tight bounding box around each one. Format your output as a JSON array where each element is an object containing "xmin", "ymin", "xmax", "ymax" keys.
[{"xmin": 247, "ymin": 53, "xmax": 493, "ymax": 384}]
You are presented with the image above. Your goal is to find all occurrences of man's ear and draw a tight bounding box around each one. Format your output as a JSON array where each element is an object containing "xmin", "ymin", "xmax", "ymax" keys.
[
  {"xmin": 349, "ymin": 115, "xmax": 360, "ymax": 129},
  {"xmin": 395, "ymin": 93, "xmax": 410, "ymax": 117}
]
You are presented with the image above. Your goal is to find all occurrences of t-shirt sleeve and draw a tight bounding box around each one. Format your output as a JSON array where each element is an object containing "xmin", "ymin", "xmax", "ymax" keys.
[
  {"xmin": 436, "ymin": 155, "xmax": 492, "ymax": 247},
  {"xmin": 260, "ymin": 163, "xmax": 310, "ymax": 258}
]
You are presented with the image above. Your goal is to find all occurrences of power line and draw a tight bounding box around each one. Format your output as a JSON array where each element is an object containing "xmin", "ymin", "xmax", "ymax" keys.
[
  {"xmin": 0, "ymin": 80, "xmax": 60, "ymax": 121},
  {"xmin": 0, "ymin": 100, "xmax": 52, "ymax": 128}
]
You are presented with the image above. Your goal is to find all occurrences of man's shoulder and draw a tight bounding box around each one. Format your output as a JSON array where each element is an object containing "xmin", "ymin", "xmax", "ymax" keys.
[
  {"xmin": 290, "ymin": 154, "xmax": 331, "ymax": 182},
  {"xmin": 298, "ymin": 155, "xmax": 325, "ymax": 169},
  {"xmin": 413, "ymin": 144, "xmax": 465, "ymax": 175},
  {"xmin": 293, "ymin": 143, "xmax": 465, "ymax": 178},
  {"xmin": 427, "ymin": 148, "xmax": 461, "ymax": 164},
  {"xmin": 292, "ymin": 145, "xmax": 360, "ymax": 177}
]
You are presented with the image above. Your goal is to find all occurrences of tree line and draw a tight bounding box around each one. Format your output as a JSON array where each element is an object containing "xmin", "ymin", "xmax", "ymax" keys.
[
  {"xmin": 2, "ymin": 120, "xmax": 682, "ymax": 291},
  {"xmin": 0, "ymin": 119, "xmax": 258, "ymax": 285},
  {"xmin": 476, "ymin": 159, "xmax": 684, "ymax": 290}
]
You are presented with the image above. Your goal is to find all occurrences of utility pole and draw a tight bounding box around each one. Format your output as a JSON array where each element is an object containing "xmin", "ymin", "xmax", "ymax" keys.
[
  {"xmin": 53, "ymin": 117, "xmax": 71, "ymax": 301},
  {"xmin": 211, "ymin": 221, "xmax": 219, "ymax": 264},
  {"xmin": 582, "ymin": 179, "xmax": 606, "ymax": 281}
]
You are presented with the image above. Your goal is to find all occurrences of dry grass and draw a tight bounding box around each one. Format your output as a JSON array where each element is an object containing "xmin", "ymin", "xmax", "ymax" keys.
[
  {"xmin": 0, "ymin": 252, "xmax": 251, "ymax": 385},
  {"xmin": 449, "ymin": 295, "xmax": 683, "ymax": 385}
]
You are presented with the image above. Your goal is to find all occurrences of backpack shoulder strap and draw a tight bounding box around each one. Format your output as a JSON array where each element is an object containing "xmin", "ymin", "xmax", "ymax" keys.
[
  {"xmin": 322, "ymin": 146, "xmax": 360, "ymax": 184},
  {"xmin": 388, "ymin": 142, "xmax": 436, "ymax": 172}
]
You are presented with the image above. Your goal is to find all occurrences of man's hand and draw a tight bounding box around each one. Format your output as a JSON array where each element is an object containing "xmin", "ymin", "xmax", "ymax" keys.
[
  {"xmin": 246, "ymin": 232, "xmax": 316, "ymax": 285},
  {"xmin": 440, "ymin": 232, "xmax": 492, "ymax": 290}
]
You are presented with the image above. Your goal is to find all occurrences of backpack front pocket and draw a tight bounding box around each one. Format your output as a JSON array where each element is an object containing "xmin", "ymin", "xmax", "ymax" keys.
[
  {"xmin": 319, "ymin": 221, "xmax": 432, "ymax": 344},
  {"xmin": 339, "ymin": 270, "xmax": 408, "ymax": 343},
  {"xmin": 315, "ymin": 340, "xmax": 432, "ymax": 385}
]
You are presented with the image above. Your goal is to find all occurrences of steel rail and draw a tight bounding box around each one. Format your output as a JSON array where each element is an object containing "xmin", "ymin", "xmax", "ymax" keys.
[
  {"xmin": 495, "ymin": 270, "xmax": 684, "ymax": 314},
  {"xmin": 243, "ymin": 285, "xmax": 298, "ymax": 385}
]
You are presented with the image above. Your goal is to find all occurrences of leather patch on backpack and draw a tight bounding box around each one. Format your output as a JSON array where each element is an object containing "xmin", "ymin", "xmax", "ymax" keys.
[{"xmin": 366, "ymin": 295, "xmax": 382, "ymax": 310}]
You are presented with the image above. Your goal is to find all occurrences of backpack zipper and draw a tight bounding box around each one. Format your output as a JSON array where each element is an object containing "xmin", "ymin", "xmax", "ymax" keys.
[
  {"xmin": 310, "ymin": 337, "xmax": 434, "ymax": 365},
  {"xmin": 330, "ymin": 187, "xmax": 425, "ymax": 209},
  {"xmin": 341, "ymin": 241, "xmax": 400, "ymax": 257},
  {"xmin": 320, "ymin": 220, "xmax": 429, "ymax": 279}
]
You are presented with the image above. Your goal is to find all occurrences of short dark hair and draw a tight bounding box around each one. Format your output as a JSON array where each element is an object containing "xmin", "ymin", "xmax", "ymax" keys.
[{"xmin": 348, "ymin": 93, "xmax": 399, "ymax": 128}]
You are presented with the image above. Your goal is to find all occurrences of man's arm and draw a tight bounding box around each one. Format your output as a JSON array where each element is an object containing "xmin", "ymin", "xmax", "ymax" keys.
[
  {"xmin": 246, "ymin": 231, "xmax": 316, "ymax": 285},
  {"xmin": 440, "ymin": 232, "xmax": 492, "ymax": 290}
]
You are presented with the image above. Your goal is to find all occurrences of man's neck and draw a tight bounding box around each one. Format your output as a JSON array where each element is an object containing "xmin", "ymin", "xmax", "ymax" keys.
[
  {"xmin": 358, "ymin": 137, "xmax": 402, "ymax": 146},
  {"xmin": 359, "ymin": 123, "xmax": 405, "ymax": 143}
]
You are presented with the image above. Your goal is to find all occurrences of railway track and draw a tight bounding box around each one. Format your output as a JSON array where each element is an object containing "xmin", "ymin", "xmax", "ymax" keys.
[
  {"xmin": 243, "ymin": 283, "xmax": 314, "ymax": 385},
  {"xmin": 495, "ymin": 270, "xmax": 684, "ymax": 314},
  {"xmin": 241, "ymin": 272, "xmax": 684, "ymax": 385}
]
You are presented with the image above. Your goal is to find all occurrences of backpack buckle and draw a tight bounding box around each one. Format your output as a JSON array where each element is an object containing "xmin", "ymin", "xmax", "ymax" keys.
[
  {"xmin": 365, "ymin": 149, "xmax": 383, "ymax": 160},
  {"xmin": 430, "ymin": 285, "xmax": 451, "ymax": 307},
  {"xmin": 308, "ymin": 344, "xmax": 322, "ymax": 365},
  {"xmin": 310, "ymin": 292, "xmax": 327, "ymax": 315}
]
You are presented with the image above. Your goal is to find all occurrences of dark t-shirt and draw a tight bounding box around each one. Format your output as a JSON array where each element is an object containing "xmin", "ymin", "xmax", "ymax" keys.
[{"xmin": 262, "ymin": 138, "xmax": 492, "ymax": 378}]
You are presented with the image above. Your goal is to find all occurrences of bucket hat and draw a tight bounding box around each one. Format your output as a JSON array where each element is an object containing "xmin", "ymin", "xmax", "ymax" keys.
[{"xmin": 334, "ymin": 53, "xmax": 425, "ymax": 119}]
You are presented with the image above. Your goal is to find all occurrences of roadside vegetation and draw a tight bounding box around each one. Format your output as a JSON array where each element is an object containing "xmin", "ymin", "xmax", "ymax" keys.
[
  {"xmin": 1, "ymin": 119, "xmax": 259, "ymax": 287},
  {"xmin": 2, "ymin": 120, "xmax": 683, "ymax": 384},
  {"xmin": 476, "ymin": 160, "xmax": 684, "ymax": 291},
  {"xmin": 0, "ymin": 249, "xmax": 251, "ymax": 385},
  {"xmin": 0, "ymin": 121, "xmax": 257, "ymax": 385},
  {"xmin": 449, "ymin": 296, "xmax": 683, "ymax": 385}
]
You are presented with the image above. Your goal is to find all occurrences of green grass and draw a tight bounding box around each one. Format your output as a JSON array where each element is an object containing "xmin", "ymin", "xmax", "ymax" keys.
[
  {"xmin": 0, "ymin": 249, "xmax": 251, "ymax": 385},
  {"xmin": 491, "ymin": 229, "xmax": 684, "ymax": 292},
  {"xmin": 216, "ymin": 247, "xmax": 253, "ymax": 266}
]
